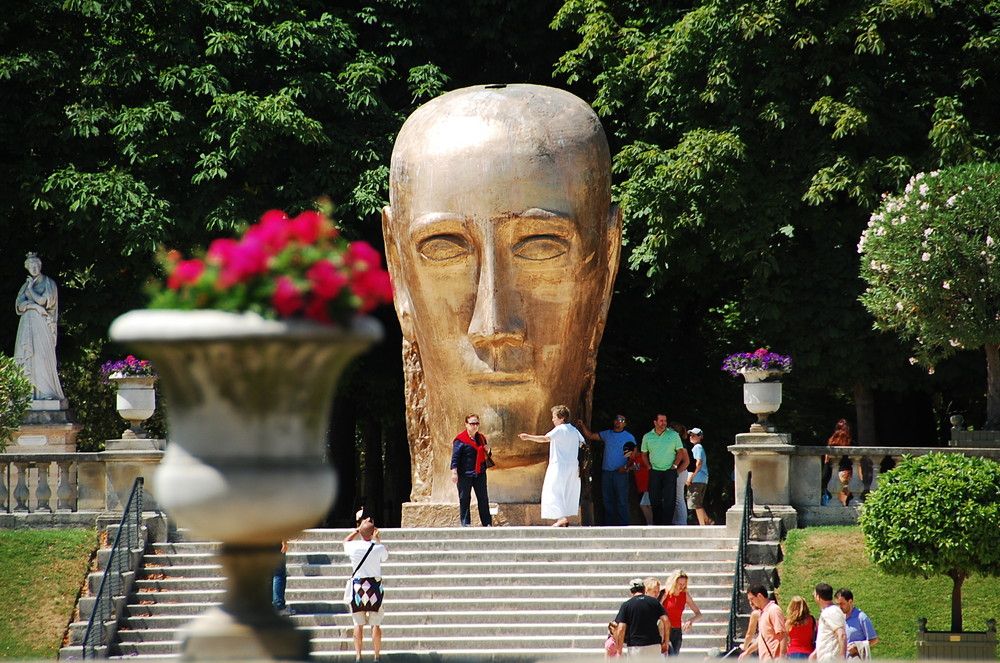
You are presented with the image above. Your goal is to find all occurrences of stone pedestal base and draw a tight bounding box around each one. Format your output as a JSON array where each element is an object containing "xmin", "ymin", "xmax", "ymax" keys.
[
  {"xmin": 401, "ymin": 502, "xmax": 581, "ymax": 527},
  {"xmin": 180, "ymin": 545, "xmax": 309, "ymax": 661},
  {"xmin": 96, "ymin": 447, "xmax": 165, "ymax": 511},
  {"xmin": 105, "ymin": 438, "xmax": 166, "ymax": 452},
  {"xmin": 725, "ymin": 503, "xmax": 798, "ymax": 537},
  {"xmin": 11, "ymin": 422, "xmax": 82, "ymax": 453}
]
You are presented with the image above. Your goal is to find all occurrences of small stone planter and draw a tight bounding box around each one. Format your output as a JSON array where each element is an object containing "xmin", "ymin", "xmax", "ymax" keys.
[
  {"xmin": 109, "ymin": 375, "xmax": 157, "ymax": 439},
  {"xmin": 740, "ymin": 370, "xmax": 784, "ymax": 433}
]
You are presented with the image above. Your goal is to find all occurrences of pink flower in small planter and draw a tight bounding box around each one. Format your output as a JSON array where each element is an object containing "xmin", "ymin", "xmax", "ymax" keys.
[{"xmin": 151, "ymin": 206, "xmax": 393, "ymax": 325}]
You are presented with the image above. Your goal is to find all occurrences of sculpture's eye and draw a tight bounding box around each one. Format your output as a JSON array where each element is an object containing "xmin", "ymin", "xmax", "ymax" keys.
[
  {"xmin": 513, "ymin": 235, "xmax": 569, "ymax": 261},
  {"xmin": 418, "ymin": 235, "xmax": 470, "ymax": 261}
]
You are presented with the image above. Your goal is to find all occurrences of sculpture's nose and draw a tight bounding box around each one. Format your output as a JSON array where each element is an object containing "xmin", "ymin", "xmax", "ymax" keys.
[{"xmin": 468, "ymin": 251, "xmax": 526, "ymax": 364}]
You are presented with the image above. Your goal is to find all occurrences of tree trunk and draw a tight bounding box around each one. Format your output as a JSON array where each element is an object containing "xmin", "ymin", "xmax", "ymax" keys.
[
  {"xmin": 986, "ymin": 345, "xmax": 1000, "ymax": 430},
  {"xmin": 853, "ymin": 382, "xmax": 877, "ymax": 444},
  {"xmin": 950, "ymin": 571, "xmax": 966, "ymax": 632}
]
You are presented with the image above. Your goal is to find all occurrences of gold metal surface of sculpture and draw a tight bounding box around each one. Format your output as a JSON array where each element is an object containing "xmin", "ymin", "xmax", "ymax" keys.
[{"xmin": 383, "ymin": 84, "xmax": 622, "ymax": 504}]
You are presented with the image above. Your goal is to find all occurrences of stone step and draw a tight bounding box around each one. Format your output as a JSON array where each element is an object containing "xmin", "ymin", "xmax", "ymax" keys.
[
  {"xmin": 135, "ymin": 558, "xmax": 738, "ymax": 576},
  {"xmin": 129, "ymin": 579, "xmax": 738, "ymax": 603},
  {"xmin": 117, "ymin": 606, "xmax": 628, "ymax": 622},
  {"xmin": 167, "ymin": 525, "xmax": 733, "ymax": 542},
  {"xmin": 135, "ymin": 567, "xmax": 736, "ymax": 588},
  {"xmin": 112, "ymin": 621, "xmax": 728, "ymax": 644},
  {"xmin": 123, "ymin": 589, "xmax": 724, "ymax": 613},
  {"xmin": 310, "ymin": 633, "xmax": 727, "ymax": 651},
  {"xmin": 153, "ymin": 535, "xmax": 733, "ymax": 550},
  {"xmin": 105, "ymin": 614, "xmax": 729, "ymax": 637},
  {"xmin": 110, "ymin": 632, "xmax": 727, "ymax": 657},
  {"xmin": 141, "ymin": 548, "xmax": 736, "ymax": 564}
]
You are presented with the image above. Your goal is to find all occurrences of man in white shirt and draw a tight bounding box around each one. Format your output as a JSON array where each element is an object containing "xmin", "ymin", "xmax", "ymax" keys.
[
  {"xmin": 344, "ymin": 519, "xmax": 389, "ymax": 661},
  {"xmin": 811, "ymin": 582, "xmax": 847, "ymax": 661}
]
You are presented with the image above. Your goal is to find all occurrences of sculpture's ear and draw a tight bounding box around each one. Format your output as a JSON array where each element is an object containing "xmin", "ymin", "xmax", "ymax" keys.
[
  {"xmin": 584, "ymin": 203, "xmax": 623, "ymax": 366},
  {"xmin": 605, "ymin": 204, "xmax": 623, "ymax": 283},
  {"xmin": 382, "ymin": 205, "xmax": 416, "ymax": 340}
]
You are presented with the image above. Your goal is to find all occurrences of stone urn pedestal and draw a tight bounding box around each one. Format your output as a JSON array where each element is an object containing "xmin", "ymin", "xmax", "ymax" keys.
[{"xmin": 110, "ymin": 310, "xmax": 382, "ymax": 661}]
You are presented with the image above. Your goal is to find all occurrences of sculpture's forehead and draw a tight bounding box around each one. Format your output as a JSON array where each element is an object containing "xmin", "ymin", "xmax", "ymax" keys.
[{"xmin": 390, "ymin": 85, "xmax": 610, "ymax": 219}]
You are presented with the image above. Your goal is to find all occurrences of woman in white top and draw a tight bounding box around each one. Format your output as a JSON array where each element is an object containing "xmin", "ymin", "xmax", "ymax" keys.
[{"xmin": 519, "ymin": 404, "xmax": 584, "ymax": 526}]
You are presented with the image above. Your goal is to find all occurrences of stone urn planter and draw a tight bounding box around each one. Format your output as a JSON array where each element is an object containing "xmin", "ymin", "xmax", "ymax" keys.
[
  {"xmin": 109, "ymin": 309, "xmax": 383, "ymax": 661},
  {"xmin": 109, "ymin": 375, "xmax": 157, "ymax": 439},
  {"xmin": 740, "ymin": 370, "xmax": 784, "ymax": 433}
]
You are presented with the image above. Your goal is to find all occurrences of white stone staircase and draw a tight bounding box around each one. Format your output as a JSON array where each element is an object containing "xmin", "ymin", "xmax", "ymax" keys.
[{"xmin": 63, "ymin": 525, "xmax": 738, "ymax": 660}]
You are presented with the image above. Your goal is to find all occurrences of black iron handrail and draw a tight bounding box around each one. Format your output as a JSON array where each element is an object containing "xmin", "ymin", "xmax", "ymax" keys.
[
  {"xmin": 726, "ymin": 471, "xmax": 753, "ymax": 652},
  {"xmin": 82, "ymin": 477, "xmax": 145, "ymax": 659}
]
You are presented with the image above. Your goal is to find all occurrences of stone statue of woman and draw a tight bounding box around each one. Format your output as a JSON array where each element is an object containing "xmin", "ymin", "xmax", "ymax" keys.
[{"xmin": 14, "ymin": 252, "xmax": 65, "ymax": 401}]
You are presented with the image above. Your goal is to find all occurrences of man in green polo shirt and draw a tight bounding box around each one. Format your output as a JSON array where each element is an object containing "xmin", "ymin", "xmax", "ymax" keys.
[{"xmin": 641, "ymin": 413, "xmax": 685, "ymax": 525}]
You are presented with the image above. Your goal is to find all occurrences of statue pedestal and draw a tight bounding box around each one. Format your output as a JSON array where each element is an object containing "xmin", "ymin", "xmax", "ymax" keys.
[
  {"xmin": 13, "ymin": 402, "xmax": 81, "ymax": 453},
  {"xmin": 13, "ymin": 402, "xmax": 80, "ymax": 453},
  {"xmin": 401, "ymin": 502, "xmax": 581, "ymax": 527}
]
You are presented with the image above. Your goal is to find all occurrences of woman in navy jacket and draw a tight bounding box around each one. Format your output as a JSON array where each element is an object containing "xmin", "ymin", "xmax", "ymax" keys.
[{"xmin": 450, "ymin": 414, "xmax": 492, "ymax": 526}]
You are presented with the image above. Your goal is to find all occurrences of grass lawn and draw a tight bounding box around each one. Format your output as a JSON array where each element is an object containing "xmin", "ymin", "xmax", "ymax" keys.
[
  {"xmin": 0, "ymin": 529, "xmax": 96, "ymax": 659},
  {"xmin": 777, "ymin": 526, "xmax": 1000, "ymax": 660}
]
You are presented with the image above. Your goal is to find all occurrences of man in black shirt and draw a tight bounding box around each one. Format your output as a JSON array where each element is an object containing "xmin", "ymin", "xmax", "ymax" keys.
[{"xmin": 614, "ymin": 577, "xmax": 669, "ymax": 656}]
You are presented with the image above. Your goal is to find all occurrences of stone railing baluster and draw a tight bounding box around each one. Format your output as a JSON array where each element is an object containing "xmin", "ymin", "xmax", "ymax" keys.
[
  {"xmin": 0, "ymin": 461, "xmax": 8, "ymax": 512},
  {"xmin": 12, "ymin": 462, "xmax": 31, "ymax": 512},
  {"xmin": 846, "ymin": 455, "xmax": 866, "ymax": 502},
  {"xmin": 35, "ymin": 461, "xmax": 53, "ymax": 513},
  {"xmin": 56, "ymin": 460, "xmax": 75, "ymax": 511}
]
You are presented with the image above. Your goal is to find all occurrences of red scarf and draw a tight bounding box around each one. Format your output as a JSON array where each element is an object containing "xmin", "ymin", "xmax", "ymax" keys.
[{"xmin": 456, "ymin": 430, "xmax": 488, "ymax": 474}]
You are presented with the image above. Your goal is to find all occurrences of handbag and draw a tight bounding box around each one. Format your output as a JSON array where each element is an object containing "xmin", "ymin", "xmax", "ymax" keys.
[
  {"xmin": 343, "ymin": 542, "xmax": 375, "ymax": 604},
  {"xmin": 484, "ymin": 451, "xmax": 496, "ymax": 469}
]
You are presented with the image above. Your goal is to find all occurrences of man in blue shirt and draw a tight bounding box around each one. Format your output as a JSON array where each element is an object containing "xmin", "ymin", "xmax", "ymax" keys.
[
  {"xmin": 579, "ymin": 414, "xmax": 635, "ymax": 526},
  {"xmin": 836, "ymin": 587, "xmax": 878, "ymax": 658}
]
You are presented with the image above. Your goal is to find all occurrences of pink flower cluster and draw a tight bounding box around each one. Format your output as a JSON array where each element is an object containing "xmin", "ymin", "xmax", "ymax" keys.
[{"xmin": 158, "ymin": 209, "xmax": 393, "ymax": 324}]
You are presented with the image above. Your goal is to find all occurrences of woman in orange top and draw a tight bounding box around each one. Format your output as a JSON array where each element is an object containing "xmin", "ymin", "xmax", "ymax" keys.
[
  {"xmin": 660, "ymin": 570, "xmax": 702, "ymax": 656},
  {"xmin": 785, "ymin": 595, "xmax": 816, "ymax": 659}
]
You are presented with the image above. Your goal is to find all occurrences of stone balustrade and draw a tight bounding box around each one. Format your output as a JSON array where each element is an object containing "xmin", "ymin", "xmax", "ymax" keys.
[
  {"xmin": 0, "ymin": 445, "xmax": 163, "ymax": 528},
  {"xmin": 728, "ymin": 433, "xmax": 1000, "ymax": 532}
]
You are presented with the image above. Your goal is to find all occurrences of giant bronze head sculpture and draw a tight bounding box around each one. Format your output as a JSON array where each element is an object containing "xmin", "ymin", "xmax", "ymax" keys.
[{"xmin": 383, "ymin": 84, "xmax": 621, "ymax": 504}]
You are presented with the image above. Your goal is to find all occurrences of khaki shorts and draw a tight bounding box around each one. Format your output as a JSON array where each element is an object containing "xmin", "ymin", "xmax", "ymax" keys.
[
  {"xmin": 686, "ymin": 482, "xmax": 707, "ymax": 509},
  {"xmin": 351, "ymin": 609, "xmax": 384, "ymax": 626}
]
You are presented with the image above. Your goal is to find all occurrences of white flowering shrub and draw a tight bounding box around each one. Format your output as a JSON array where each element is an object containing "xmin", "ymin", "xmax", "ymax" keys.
[{"xmin": 859, "ymin": 162, "xmax": 1000, "ymax": 368}]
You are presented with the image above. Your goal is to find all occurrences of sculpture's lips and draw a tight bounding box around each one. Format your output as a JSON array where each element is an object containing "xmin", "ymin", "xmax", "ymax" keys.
[{"xmin": 467, "ymin": 372, "xmax": 531, "ymax": 386}]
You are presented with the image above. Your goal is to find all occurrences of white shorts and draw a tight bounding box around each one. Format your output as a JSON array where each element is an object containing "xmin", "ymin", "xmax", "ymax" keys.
[
  {"xmin": 351, "ymin": 609, "xmax": 384, "ymax": 626},
  {"xmin": 627, "ymin": 643, "xmax": 663, "ymax": 657}
]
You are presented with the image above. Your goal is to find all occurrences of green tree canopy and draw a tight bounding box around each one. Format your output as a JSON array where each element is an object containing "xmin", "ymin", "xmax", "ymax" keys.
[
  {"xmin": 859, "ymin": 453, "xmax": 1000, "ymax": 632},
  {"xmin": 552, "ymin": 0, "xmax": 1000, "ymax": 440},
  {"xmin": 860, "ymin": 162, "xmax": 1000, "ymax": 426}
]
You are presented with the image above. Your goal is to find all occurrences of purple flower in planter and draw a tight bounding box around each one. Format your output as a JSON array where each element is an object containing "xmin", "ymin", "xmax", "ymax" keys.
[
  {"xmin": 721, "ymin": 348, "xmax": 792, "ymax": 377},
  {"xmin": 99, "ymin": 355, "xmax": 156, "ymax": 383}
]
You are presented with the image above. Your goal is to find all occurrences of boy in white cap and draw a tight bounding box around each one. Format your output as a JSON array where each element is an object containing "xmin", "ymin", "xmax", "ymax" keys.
[{"xmin": 686, "ymin": 428, "xmax": 711, "ymax": 525}]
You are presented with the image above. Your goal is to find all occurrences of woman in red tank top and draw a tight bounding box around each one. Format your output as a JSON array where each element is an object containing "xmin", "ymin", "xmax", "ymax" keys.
[
  {"xmin": 785, "ymin": 595, "xmax": 816, "ymax": 658},
  {"xmin": 660, "ymin": 570, "xmax": 702, "ymax": 656}
]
